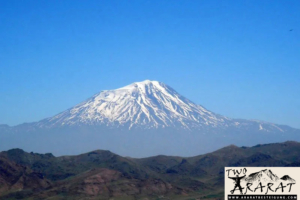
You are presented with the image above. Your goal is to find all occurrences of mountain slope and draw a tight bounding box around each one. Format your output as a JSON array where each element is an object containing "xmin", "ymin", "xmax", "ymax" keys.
[
  {"xmin": 37, "ymin": 80, "xmax": 230, "ymax": 130},
  {"xmin": 1, "ymin": 141, "xmax": 300, "ymax": 200},
  {"xmin": 0, "ymin": 156, "xmax": 51, "ymax": 195},
  {"xmin": 0, "ymin": 80, "xmax": 299, "ymax": 157},
  {"xmin": 34, "ymin": 80, "xmax": 290, "ymax": 133}
]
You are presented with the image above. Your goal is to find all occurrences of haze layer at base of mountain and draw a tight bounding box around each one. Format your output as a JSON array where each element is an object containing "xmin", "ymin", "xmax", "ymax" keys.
[
  {"xmin": 0, "ymin": 141, "xmax": 299, "ymax": 200},
  {"xmin": 1, "ymin": 80, "xmax": 300, "ymax": 157}
]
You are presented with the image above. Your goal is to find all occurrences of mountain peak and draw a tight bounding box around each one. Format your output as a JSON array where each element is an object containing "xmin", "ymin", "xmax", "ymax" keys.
[
  {"xmin": 35, "ymin": 81, "xmax": 291, "ymax": 134},
  {"xmin": 124, "ymin": 80, "xmax": 160, "ymax": 86},
  {"xmin": 117, "ymin": 80, "xmax": 165, "ymax": 92},
  {"xmin": 38, "ymin": 80, "xmax": 228, "ymax": 129},
  {"xmin": 2, "ymin": 81, "xmax": 299, "ymax": 158},
  {"xmin": 134, "ymin": 79, "xmax": 159, "ymax": 85}
]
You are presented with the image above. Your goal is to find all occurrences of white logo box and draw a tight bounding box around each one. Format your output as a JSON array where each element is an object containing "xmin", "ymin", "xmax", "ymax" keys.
[{"xmin": 225, "ymin": 167, "xmax": 300, "ymax": 199}]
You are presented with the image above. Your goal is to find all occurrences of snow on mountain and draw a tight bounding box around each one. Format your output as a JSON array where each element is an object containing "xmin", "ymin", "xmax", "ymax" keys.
[
  {"xmin": 37, "ymin": 80, "xmax": 230, "ymax": 129},
  {"xmin": 1, "ymin": 80, "xmax": 299, "ymax": 157},
  {"xmin": 35, "ymin": 80, "xmax": 291, "ymax": 132}
]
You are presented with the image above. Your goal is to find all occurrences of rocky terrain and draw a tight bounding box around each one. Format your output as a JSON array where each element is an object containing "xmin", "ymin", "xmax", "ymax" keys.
[{"xmin": 0, "ymin": 141, "xmax": 300, "ymax": 200}]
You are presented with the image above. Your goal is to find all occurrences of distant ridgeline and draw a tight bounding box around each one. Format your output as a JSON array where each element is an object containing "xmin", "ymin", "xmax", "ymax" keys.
[{"xmin": 0, "ymin": 141, "xmax": 300, "ymax": 199}]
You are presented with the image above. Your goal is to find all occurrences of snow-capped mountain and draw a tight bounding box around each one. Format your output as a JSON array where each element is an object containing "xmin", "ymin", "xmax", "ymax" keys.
[
  {"xmin": 38, "ymin": 80, "xmax": 230, "ymax": 129},
  {"xmin": 0, "ymin": 80, "xmax": 299, "ymax": 157},
  {"xmin": 36, "ymin": 80, "xmax": 287, "ymax": 133}
]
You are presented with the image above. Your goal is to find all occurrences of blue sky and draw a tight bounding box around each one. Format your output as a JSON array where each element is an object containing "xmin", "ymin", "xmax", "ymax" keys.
[{"xmin": 0, "ymin": 0, "xmax": 299, "ymax": 128}]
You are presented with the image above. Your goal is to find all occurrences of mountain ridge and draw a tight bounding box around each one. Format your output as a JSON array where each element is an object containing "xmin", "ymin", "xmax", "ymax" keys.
[
  {"xmin": 1, "ymin": 141, "xmax": 300, "ymax": 200},
  {"xmin": 35, "ymin": 80, "xmax": 230, "ymax": 130},
  {"xmin": 7, "ymin": 80, "xmax": 295, "ymax": 133},
  {"xmin": 0, "ymin": 80, "xmax": 299, "ymax": 157}
]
